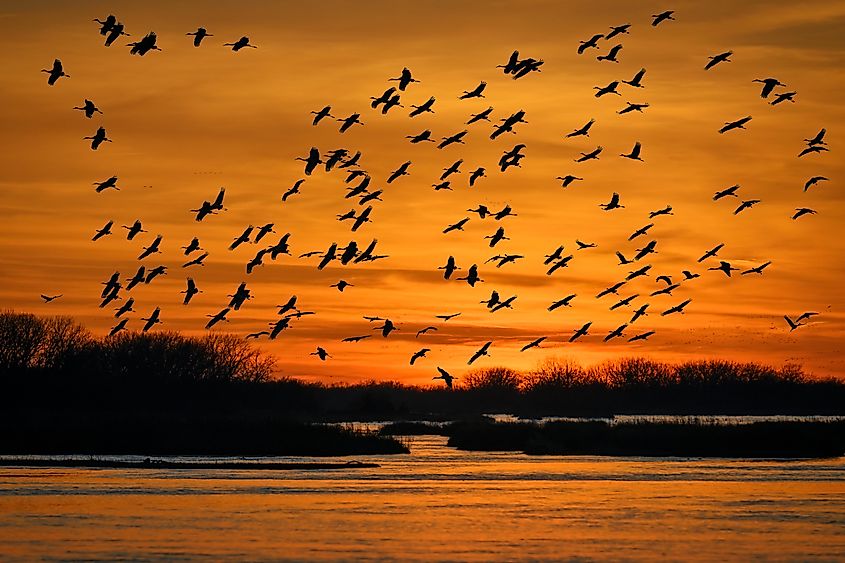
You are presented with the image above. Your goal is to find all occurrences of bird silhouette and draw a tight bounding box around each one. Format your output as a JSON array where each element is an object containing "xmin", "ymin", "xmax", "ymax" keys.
[
  {"xmin": 140, "ymin": 307, "xmax": 162, "ymax": 332},
  {"xmin": 804, "ymin": 176, "xmax": 828, "ymax": 192},
  {"xmin": 600, "ymin": 192, "xmax": 624, "ymax": 210},
  {"xmin": 569, "ymin": 322, "xmax": 591, "ymax": 342},
  {"xmin": 94, "ymin": 15, "xmax": 116, "ymax": 35},
  {"xmin": 520, "ymin": 337, "xmax": 547, "ymax": 352},
  {"xmin": 630, "ymin": 304, "xmax": 650, "ymax": 323},
  {"xmin": 73, "ymin": 99, "xmax": 102, "ymax": 118},
  {"xmin": 804, "ymin": 129, "xmax": 827, "ymax": 146},
  {"xmin": 649, "ymin": 205, "xmax": 674, "ymax": 218},
  {"xmin": 417, "ymin": 326, "xmax": 438, "ymax": 338},
  {"xmin": 109, "ymin": 318, "xmax": 129, "ymax": 337},
  {"xmin": 343, "ymin": 335, "xmax": 372, "ymax": 343},
  {"xmin": 698, "ymin": 243, "xmax": 724, "ymax": 262},
  {"xmin": 798, "ymin": 145, "xmax": 829, "ymax": 157},
  {"xmin": 224, "ymin": 36, "xmax": 257, "ymax": 51},
  {"xmin": 557, "ymin": 175, "xmax": 583, "ymax": 188},
  {"xmin": 652, "ymin": 10, "xmax": 675, "ymax": 26},
  {"xmin": 457, "ymin": 264, "xmax": 483, "ymax": 286},
  {"xmin": 331, "ymin": 280, "xmax": 353, "ymax": 292},
  {"xmin": 337, "ymin": 113, "xmax": 364, "ymax": 133},
  {"xmin": 709, "ymin": 261, "xmax": 740, "ymax": 277},
  {"xmin": 387, "ymin": 161, "xmax": 412, "ymax": 183},
  {"xmin": 566, "ymin": 119, "xmax": 595, "ymax": 138},
  {"xmin": 104, "ymin": 23, "xmax": 129, "ymax": 47},
  {"xmin": 792, "ymin": 207, "xmax": 817, "ymax": 220},
  {"xmin": 713, "ymin": 185, "xmax": 740, "ymax": 200},
  {"xmin": 183, "ymin": 252, "xmax": 208, "ymax": 268},
  {"xmin": 181, "ymin": 278, "xmax": 201, "ymax": 304},
  {"xmin": 576, "ymin": 146, "xmax": 603, "ymax": 162},
  {"xmin": 783, "ymin": 315, "xmax": 804, "ymax": 332},
  {"xmin": 205, "ymin": 309, "xmax": 231, "ymax": 329},
  {"xmin": 620, "ymin": 141, "xmax": 644, "ymax": 161},
  {"xmin": 433, "ymin": 367, "xmax": 455, "ymax": 388},
  {"xmin": 719, "ymin": 116, "xmax": 752, "ymax": 134},
  {"xmin": 40, "ymin": 294, "xmax": 62, "ymax": 303},
  {"xmin": 752, "ymin": 78, "xmax": 785, "ymax": 98},
  {"xmin": 628, "ymin": 331, "xmax": 655, "ymax": 342},
  {"xmin": 795, "ymin": 311, "xmax": 819, "ymax": 323},
  {"xmin": 443, "ymin": 218, "xmax": 470, "ymax": 234},
  {"xmin": 41, "ymin": 59, "xmax": 69, "ymax": 85},
  {"xmin": 114, "ymin": 298, "xmax": 135, "ymax": 318},
  {"xmin": 770, "ymin": 91, "xmax": 796, "ymax": 105},
  {"xmin": 410, "ymin": 348, "xmax": 431, "ymax": 365},
  {"xmin": 467, "ymin": 107, "xmax": 494, "ymax": 125},
  {"xmin": 597, "ymin": 44, "xmax": 623, "ymax": 63},
  {"xmin": 84, "ymin": 126, "xmax": 112, "ymax": 150},
  {"xmin": 578, "ymin": 34, "xmax": 603, "ymax": 54},
  {"xmin": 127, "ymin": 32, "xmax": 161, "ymax": 56},
  {"xmin": 296, "ymin": 147, "xmax": 322, "ymax": 175},
  {"xmin": 484, "ymin": 226, "xmax": 509, "ymax": 247},
  {"xmin": 138, "ymin": 235, "xmax": 162, "ymax": 260},
  {"xmin": 409, "ymin": 97, "xmax": 436, "ymax": 117},
  {"xmin": 459, "ymin": 81, "xmax": 487, "ymax": 99},
  {"xmin": 629, "ymin": 223, "xmax": 654, "ymax": 240},
  {"xmin": 548, "ymin": 294, "xmax": 576, "ymax": 311},
  {"xmin": 705, "ymin": 51, "xmax": 732, "ymax": 70},
  {"xmin": 618, "ymin": 102, "xmax": 649, "ymax": 114},
  {"xmin": 407, "ymin": 130, "xmax": 435, "ymax": 144},
  {"xmin": 604, "ymin": 324, "xmax": 628, "ymax": 342},
  {"xmin": 438, "ymin": 256, "xmax": 460, "ymax": 279},
  {"xmin": 606, "ymin": 24, "xmax": 631, "ymax": 39},
  {"xmin": 92, "ymin": 220, "xmax": 113, "ymax": 241},
  {"xmin": 734, "ymin": 199, "xmax": 761, "ymax": 214},
  {"xmin": 310, "ymin": 347, "xmax": 331, "ymax": 361},
  {"xmin": 594, "ymin": 81, "xmax": 621, "ymax": 97},
  {"xmin": 187, "ymin": 27, "xmax": 212, "ymax": 46},
  {"xmin": 436, "ymin": 313, "xmax": 461, "ymax": 322},
  {"xmin": 468, "ymin": 341, "xmax": 492, "ymax": 364},
  {"xmin": 742, "ymin": 261, "xmax": 772, "ymax": 275},
  {"xmin": 122, "ymin": 219, "xmax": 146, "ymax": 240},
  {"xmin": 389, "ymin": 67, "xmax": 419, "ymax": 91},
  {"xmin": 662, "ymin": 299, "xmax": 692, "ymax": 316},
  {"xmin": 438, "ymin": 130, "xmax": 468, "ymax": 149}
]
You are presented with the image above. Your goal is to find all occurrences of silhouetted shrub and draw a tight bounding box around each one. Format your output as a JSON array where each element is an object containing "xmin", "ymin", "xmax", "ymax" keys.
[{"xmin": 462, "ymin": 366, "xmax": 523, "ymax": 391}]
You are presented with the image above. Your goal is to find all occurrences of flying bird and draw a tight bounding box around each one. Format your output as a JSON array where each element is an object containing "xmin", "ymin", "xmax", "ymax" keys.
[
  {"xmin": 752, "ymin": 77, "xmax": 785, "ymax": 98},
  {"xmin": 186, "ymin": 27, "xmax": 212, "ymax": 46},
  {"xmin": 652, "ymin": 10, "xmax": 675, "ymax": 26},
  {"xmin": 569, "ymin": 322, "xmax": 591, "ymax": 342},
  {"xmin": 520, "ymin": 337, "xmax": 547, "ymax": 352},
  {"xmin": 713, "ymin": 185, "xmax": 740, "ymax": 200},
  {"xmin": 705, "ymin": 51, "xmax": 732, "ymax": 70},
  {"xmin": 73, "ymin": 99, "xmax": 102, "ymax": 118},
  {"xmin": 433, "ymin": 367, "xmax": 455, "ymax": 389},
  {"xmin": 719, "ymin": 116, "xmax": 752, "ymax": 134},
  {"xmin": 224, "ymin": 36, "xmax": 257, "ymax": 51},
  {"xmin": 41, "ymin": 59, "xmax": 69, "ymax": 85},
  {"xmin": 410, "ymin": 348, "xmax": 431, "ymax": 365},
  {"xmin": 459, "ymin": 81, "xmax": 487, "ymax": 99},
  {"xmin": 84, "ymin": 126, "xmax": 112, "ymax": 150},
  {"xmin": 92, "ymin": 220, "xmax": 113, "ymax": 241},
  {"xmin": 792, "ymin": 208, "xmax": 817, "ymax": 220},
  {"xmin": 468, "ymin": 342, "xmax": 492, "ymax": 365}
]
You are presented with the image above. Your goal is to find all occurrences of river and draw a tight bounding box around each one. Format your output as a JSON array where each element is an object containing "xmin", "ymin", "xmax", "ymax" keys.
[{"xmin": 1, "ymin": 435, "xmax": 844, "ymax": 561}]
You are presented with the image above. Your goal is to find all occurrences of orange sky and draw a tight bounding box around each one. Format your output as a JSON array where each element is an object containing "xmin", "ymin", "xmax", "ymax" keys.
[{"xmin": 0, "ymin": 1, "xmax": 843, "ymax": 383}]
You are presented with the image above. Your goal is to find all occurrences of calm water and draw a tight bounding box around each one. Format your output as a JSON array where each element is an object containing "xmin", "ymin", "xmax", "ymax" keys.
[{"xmin": 1, "ymin": 435, "xmax": 844, "ymax": 561}]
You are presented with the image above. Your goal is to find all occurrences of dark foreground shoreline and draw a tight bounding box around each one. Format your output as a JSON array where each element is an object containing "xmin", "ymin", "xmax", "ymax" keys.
[
  {"xmin": 381, "ymin": 419, "xmax": 845, "ymax": 458},
  {"xmin": 0, "ymin": 458, "xmax": 380, "ymax": 470}
]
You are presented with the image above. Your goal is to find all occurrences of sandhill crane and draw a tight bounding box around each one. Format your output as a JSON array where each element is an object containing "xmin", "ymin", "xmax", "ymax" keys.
[
  {"xmin": 804, "ymin": 176, "xmax": 828, "ymax": 191},
  {"xmin": 752, "ymin": 78, "xmax": 785, "ymax": 98},
  {"xmin": 459, "ymin": 81, "xmax": 487, "ymax": 99},
  {"xmin": 577, "ymin": 34, "xmax": 603, "ymax": 54},
  {"xmin": 94, "ymin": 15, "xmax": 116, "ymax": 35},
  {"xmin": 798, "ymin": 145, "xmax": 829, "ymax": 157},
  {"xmin": 742, "ymin": 261, "xmax": 772, "ymax": 275},
  {"xmin": 698, "ymin": 243, "xmax": 724, "ymax": 262},
  {"xmin": 224, "ymin": 36, "xmax": 257, "ymax": 51},
  {"xmin": 407, "ymin": 130, "xmax": 435, "ymax": 143},
  {"xmin": 410, "ymin": 348, "xmax": 430, "ymax": 365},
  {"xmin": 187, "ymin": 27, "xmax": 212, "ymax": 46},
  {"xmin": 140, "ymin": 307, "xmax": 162, "ymax": 332},
  {"xmin": 630, "ymin": 304, "xmax": 650, "ymax": 323},
  {"xmin": 792, "ymin": 208, "xmax": 817, "ymax": 220},
  {"xmin": 109, "ymin": 318, "xmax": 129, "ymax": 337},
  {"xmin": 705, "ymin": 51, "xmax": 732, "ymax": 70},
  {"xmin": 713, "ymin": 185, "xmax": 740, "ymax": 200},
  {"xmin": 467, "ymin": 107, "xmax": 494, "ymax": 125},
  {"xmin": 330, "ymin": 280, "xmax": 353, "ymax": 292},
  {"xmin": 443, "ymin": 217, "xmax": 470, "ymax": 234},
  {"xmin": 604, "ymin": 324, "xmax": 628, "ymax": 342},
  {"xmin": 122, "ymin": 219, "xmax": 146, "ymax": 240},
  {"xmin": 629, "ymin": 223, "xmax": 654, "ymax": 240},
  {"xmin": 594, "ymin": 81, "xmax": 621, "ymax": 97},
  {"xmin": 127, "ymin": 32, "xmax": 161, "ymax": 56},
  {"xmin": 338, "ymin": 113, "xmax": 364, "ymax": 133},
  {"xmin": 557, "ymin": 175, "xmax": 583, "ymax": 188},
  {"xmin": 548, "ymin": 294, "xmax": 576, "ymax": 311},
  {"xmin": 138, "ymin": 235, "xmax": 162, "ymax": 260},
  {"xmin": 652, "ymin": 10, "xmax": 675, "ymax": 26},
  {"xmin": 662, "ymin": 299, "xmax": 692, "ymax": 316},
  {"xmin": 182, "ymin": 252, "xmax": 208, "ymax": 268},
  {"xmin": 296, "ymin": 147, "xmax": 322, "ymax": 175},
  {"xmin": 181, "ymin": 278, "xmax": 201, "ymax": 304},
  {"xmin": 457, "ymin": 264, "xmax": 483, "ymax": 286},
  {"xmin": 719, "ymin": 116, "xmax": 752, "ymax": 134},
  {"xmin": 389, "ymin": 67, "xmax": 419, "ymax": 91},
  {"xmin": 784, "ymin": 315, "xmax": 804, "ymax": 332},
  {"xmin": 73, "ymin": 99, "xmax": 102, "ymax": 118},
  {"xmin": 521, "ymin": 337, "xmax": 547, "ymax": 352},
  {"xmin": 115, "ymin": 297, "xmax": 135, "ymax": 317},
  {"xmin": 805, "ymin": 129, "xmax": 827, "ymax": 146},
  {"xmin": 310, "ymin": 347, "xmax": 331, "ymax": 361},
  {"xmin": 795, "ymin": 312, "xmax": 819, "ymax": 323},
  {"xmin": 709, "ymin": 261, "xmax": 740, "ymax": 277},
  {"xmin": 229, "ymin": 226, "xmax": 254, "ymax": 250},
  {"xmin": 468, "ymin": 341, "xmax": 492, "ymax": 364},
  {"xmin": 734, "ymin": 199, "xmax": 761, "ymax": 214},
  {"xmin": 628, "ymin": 331, "xmax": 655, "ymax": 342},
  {"xmin": 569, "ymin": 322, "xmax": 591, "ymax": 342},
  {"xmin": 566, "ymin": 119, "xmax": 595, "ymax": 138},
  {"xmin": 438, "ymin": 256, "xmax": 460, "ymax": 279},
  {"xmin": 485, "ymin": 226, "xmax": 509, "ymax": 247},
  {"xmin": 40, "ymin": 294, "xmax": 62, "ymax": 303},
  {"xmin": 433, "ymin": 367, "xmax": 455, "ymax": 388},
  {"xmin": 618, "ymin": 102, "xmax": 649, "ymax": 114},
  {"xmin": 597, "ymin": 44, "xmax": 623, "ymax": 62},
  {"xmin": 770, "ymin": 91, "xmax": 796, "ymax": 105},
  {"xmin": 438, "ymin": 130, "xmax": 468, "ymax": 149},
  {"xmin": 417, "ymin": 326, "xmax": 437, "ymax": 337},
  {"xmin": 649, "ymin": 205, "xmax": 674, "ymax": 218},
  {"xmin": 41, "ymin": 59, "xmax": 69, "ymax": 85},
  {"xmin": 620, "ymin": 141, "xmax": 644, "ymax": 161},
  {"xmin": 606, "ymin": 24, "xmax": 631, "ymax": 39},
  {"xmin": 84, "ymin": 126, "xmax": 111, "ymax": 150},
  {"xmin": 600, "ymin": 192, "xmax": 624, "ymax": 210},
  {"xmin": 104, "ymin": 23, "xmax": 129, "ymax": 47},
  {"xmin": 576, "ymin": 146, "xmax": 603, "ymax": 162},
  {"xmin": 409, "ymin": 96, "xmax": 435, "ymax": 117},
  {"xmin": 92, "ymin": 220, "xmax": 113, "ymax": 241}
]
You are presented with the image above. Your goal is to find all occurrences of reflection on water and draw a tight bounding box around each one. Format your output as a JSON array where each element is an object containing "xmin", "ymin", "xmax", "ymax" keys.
[{"xmin": 1, "ymin": 436, "xmax": 844, "ymax": 561}]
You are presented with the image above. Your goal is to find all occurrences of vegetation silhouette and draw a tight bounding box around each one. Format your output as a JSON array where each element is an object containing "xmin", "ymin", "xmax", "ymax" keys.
[{"xmin": 2, "ymin": 312, "xmax": 843, "ymax": 456}]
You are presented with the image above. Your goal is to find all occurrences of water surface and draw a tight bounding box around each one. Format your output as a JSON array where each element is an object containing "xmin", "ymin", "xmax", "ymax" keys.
[{"xmin": 1, "ymin": 436, "xmax": 843, "ymax": 561}]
